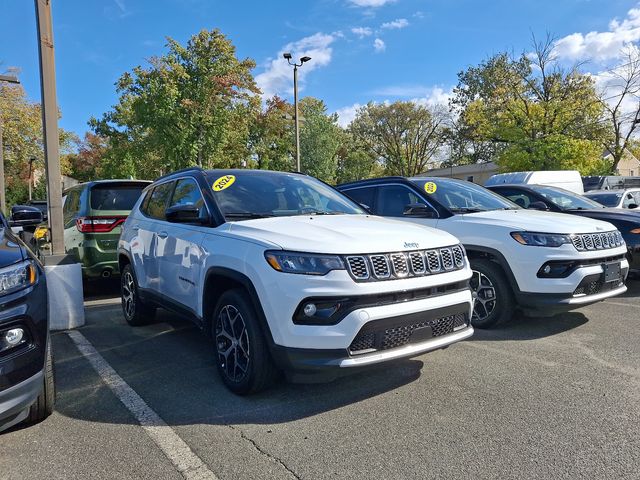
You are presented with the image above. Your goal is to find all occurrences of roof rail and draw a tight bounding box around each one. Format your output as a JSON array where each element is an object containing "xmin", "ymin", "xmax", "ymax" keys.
[{"xmin": 153, "ymin": 166, "xmax": 204, "ymax": 182}]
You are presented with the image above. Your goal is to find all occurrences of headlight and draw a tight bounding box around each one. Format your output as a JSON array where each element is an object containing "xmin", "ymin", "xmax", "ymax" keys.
[
  {"xmin": 0, "ymin": 260, "xmax": 38, "ymax": 296},
  {"xmin": 264, "ymin": 251, "xmax": 345, "ymax": 275},
  {"xmin": 511, "ymin": 232, "xmax": 572, "ymax": 247}
]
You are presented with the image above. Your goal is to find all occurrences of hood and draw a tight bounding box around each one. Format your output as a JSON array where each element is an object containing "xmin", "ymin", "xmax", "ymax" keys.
[
  {"xmin": 567, "ymin": 208, "xmax": 640, "ymax": 224},
  {"xmin": 457, "ymin": 209, "xmax": 618, "ymax": 234},
  {"xmin": 225, "ymin": 214, "xmax": 460, "ymax": 254},
  {"xmin": 0, "ymin": 228, "xmax": 25, "ymax": 267}
]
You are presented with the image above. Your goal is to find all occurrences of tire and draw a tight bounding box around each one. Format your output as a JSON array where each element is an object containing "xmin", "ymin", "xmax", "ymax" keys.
[
  {"xmin": 121, "ymin": 264, "xmax": 155, "ymax": 326},
  {"xmin": 469, "ymin": 258, "xmax": 515, "ymax": 329},
  {"xmin": 213, "ymin": 289, "xmax": 278, "ymax": 395},
  {"xmin": 26, "ymin": 335, "xmax": 55, "ymax": 425}
]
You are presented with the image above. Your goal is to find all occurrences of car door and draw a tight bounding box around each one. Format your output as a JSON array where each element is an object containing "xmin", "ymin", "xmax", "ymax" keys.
[
  {"xmin": 157, "ymin": 177, "xmax": 207, "ymax": 313},
  {"xmin": 62, "ymin": 188, "xmax": 83, "ymax": 258},
  {"xmin": 374, "ymin": 184, "xmax": 439, "ymax": 229},
  {"xmin": 137, "ymin": 181, "xmax": 174, "ymax": 293}
]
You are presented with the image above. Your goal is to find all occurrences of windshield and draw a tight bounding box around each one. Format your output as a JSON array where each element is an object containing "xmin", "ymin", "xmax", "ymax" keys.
[
  {"xmin": 584, "ymin": 192, "xmax": 622, "ymax": 208},
  {"xmin": 208, "ymin": 171, "xmax": 365, "ymax": 220},
  {"xmin": 534, "ymin": 185, "xmax": 604, "ymax": 210},
  {"xmin": 410, "ymin": 178, "xmax": 518, "ymax": 213}
]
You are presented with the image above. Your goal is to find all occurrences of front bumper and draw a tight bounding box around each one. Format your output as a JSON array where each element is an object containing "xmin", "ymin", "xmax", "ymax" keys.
[
  {"xmin": 0, "ymin": 369, "xmax": 43, "ymax": 432},
  {"xmin": 270, "ymin": 301, "xmax": 474, "ymax": 382}
]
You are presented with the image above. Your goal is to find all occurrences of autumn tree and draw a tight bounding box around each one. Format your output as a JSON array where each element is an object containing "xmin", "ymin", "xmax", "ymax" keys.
[
  {"xmin": 249, "ymin": 96, "xmax": 294, "ymax": 171},
  {"xmin": 451, "ymin": 37, "xmax": 610, "ymax": 174},
  {"xmin": 349, "ymin": 101, "xmax": 446, "ymax": 176},
  {"xmin": 0, "ymin": 82, "xmax": 75, "ymax": 208},
  {"xmin": 91, "ymin": 29, "xmax": 260, "ymax": 178}
]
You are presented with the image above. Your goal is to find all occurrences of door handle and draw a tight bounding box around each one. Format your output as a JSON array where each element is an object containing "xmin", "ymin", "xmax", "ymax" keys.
[{"xmin": 157, "ymin": 231, "xmax": 168, "ymax": 239}]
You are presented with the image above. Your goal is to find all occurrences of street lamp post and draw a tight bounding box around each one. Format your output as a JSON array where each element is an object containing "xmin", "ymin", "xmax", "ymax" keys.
[
  {"xmin": 283, "ymin": 53, "xmax": 311, "ymax": 172},
  {"xmin": 0, "ymin": 74, "xmax": 21, "ymax": 214}
]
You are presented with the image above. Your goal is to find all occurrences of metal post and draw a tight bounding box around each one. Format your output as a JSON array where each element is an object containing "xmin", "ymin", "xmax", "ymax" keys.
[
  {"xmin": 0, "ymin": 122, "xmax": 4, "ymax": 214},
  {"xmin": 293, "ymin": 65, "xmax": 301, "ymax": 172},
  {"xmin": 35, "ymin": 0, "xmax": 64, "ymax": 256}
]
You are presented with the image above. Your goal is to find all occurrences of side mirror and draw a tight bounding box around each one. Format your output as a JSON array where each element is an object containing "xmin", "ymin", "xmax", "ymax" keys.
[
  {"xmin": 529, "ymin": 201, "xmax": 549, "ymax": 211},
  {"xmin": 165, "ymin": 204, "xmax": 206, "ymax": 224},
  {"xmin": 10, "ymin": 205, "xmax": 43, "ymax": 228},
  {"xmin": 403, "ymin": 203, "xmax": 437, "ymax": 218},
  {"xmin": 628, "ymin": 203, "xmax": 638, "ymax": 210}
]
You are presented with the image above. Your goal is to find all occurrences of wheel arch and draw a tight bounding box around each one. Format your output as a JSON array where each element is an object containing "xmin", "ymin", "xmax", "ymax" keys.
[
  {"xmin": 464, "ymin": 245, "xmax": 521, "ymax": 294},
  {"xmin": 202, "ymin": 267, "xmax": 274, "ymax": 344}
]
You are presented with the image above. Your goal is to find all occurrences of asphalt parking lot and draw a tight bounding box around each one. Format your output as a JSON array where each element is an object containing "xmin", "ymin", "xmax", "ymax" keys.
[{"xmin": 2, "ymin": 280, "xmax": 640, "ymax": 480}]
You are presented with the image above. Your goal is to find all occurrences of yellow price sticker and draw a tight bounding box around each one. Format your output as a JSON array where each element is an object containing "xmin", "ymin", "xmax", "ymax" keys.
[
  {"xmin": 212, "ymin": 175, "xmax": 236, "ymax": 192},
  {"xmin": 424, "ymin": 182, "xmax": 437, "ymax": 194}
]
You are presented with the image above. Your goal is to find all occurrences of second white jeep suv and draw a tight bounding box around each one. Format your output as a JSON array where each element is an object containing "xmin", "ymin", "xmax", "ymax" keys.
[
  {"xmin": 338, "ymin": 177, "xmax": 629, "ymax": 328},
  {"xmin": 118, "ymin": 168, "xmax": 474, "ymax": 394}
]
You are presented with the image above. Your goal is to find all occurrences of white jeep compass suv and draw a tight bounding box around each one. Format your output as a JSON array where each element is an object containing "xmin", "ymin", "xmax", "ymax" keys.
[
  {"xmin": 338, "ymin": 177, "xmax": 629, "ymax": 328},
  {"xmin": 118, "ymin": 168, "xmax": 474, "ymax": 394}
]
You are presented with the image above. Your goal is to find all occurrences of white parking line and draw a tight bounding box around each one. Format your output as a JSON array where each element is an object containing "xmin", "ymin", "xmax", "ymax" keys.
[{"xmin": 66, "ymin": 330, "xmax": 219, "ymax": 480}]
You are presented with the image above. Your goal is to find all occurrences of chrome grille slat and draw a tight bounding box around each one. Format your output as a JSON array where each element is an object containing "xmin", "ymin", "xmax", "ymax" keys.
[
  {"xmin": 345, "ymin": 245, "xmax": 464, "ymax": 281},
  {"xmin": 369, "ymin": 255, "xmax": 390, "ymax": 279}
]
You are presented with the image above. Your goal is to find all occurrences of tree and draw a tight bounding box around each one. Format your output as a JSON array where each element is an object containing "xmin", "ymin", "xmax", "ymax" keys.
[
  {"xmin": 0, "ymin": 82, "xmax": 75, "ymax": 207},
  {"xmin": 298, "ymin": 97, "xmax": 342, "ymax": 183},
  {"xmin": 598, "ymin": 46, "xmax": 640, "ymax": 173},
  {"xmin": 91, "ymin": 29, "xmax": 260, "ymax": 178},
  {"xmin": 335, "ymin": 130, "xmax": 383, "ymax": 184},
  {"xmin": 249, "ymin": 96, "xmax": 294, "ymax": 171},
  {"xmin": 349, "ymin": 101, "xmax": 445, "ymax": 176},
  {"xmin": 451, "ymin": 37, "xmax": 609, "ymax": 174},
  {"xmin": 67, "ymin": 132, "xmax": 107, "ymax": 182}
]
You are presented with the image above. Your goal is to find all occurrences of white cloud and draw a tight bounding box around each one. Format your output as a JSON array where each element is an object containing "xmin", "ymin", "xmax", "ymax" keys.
[
  {"xmin": 372, "ymin": 85, "xmax": 453, "ymax": 105},
  {"xmin": 255, "ymin": 33, "xmax": 336, "ymax": 99},
  {"xmin": 335, "ymin": 103, "xmax": 363, "ymax": 127},
  {"xmin": 373, "ymin": 38, "xmax": 386, "ymax": 53},
  {"xmin": 381, "ymin": 18, "xmax": 409, "ymax": 30},
  {"xmin": 351, "ymin": 27, "xmax": 373, "ymax": 38},
  {"xmin": 348, "ymin": 0, "xmax": 396, "ymax": 7},
  {"xmin": 553, "ymin": 6, "xmax": 640, "ymax": 62}
]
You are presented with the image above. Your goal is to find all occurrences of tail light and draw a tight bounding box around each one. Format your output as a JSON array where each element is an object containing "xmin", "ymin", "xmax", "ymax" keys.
[{"xmin": 76, "ymin": 216, "xmax": 127, "ymax": 233}]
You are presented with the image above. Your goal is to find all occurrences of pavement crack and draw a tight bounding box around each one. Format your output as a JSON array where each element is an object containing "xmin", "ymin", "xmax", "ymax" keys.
[{"xmin": 229, "ymin": 426, "xmax": 302, "ymax": 480}]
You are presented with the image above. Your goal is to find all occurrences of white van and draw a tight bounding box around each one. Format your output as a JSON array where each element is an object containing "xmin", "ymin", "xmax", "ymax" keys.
[{"xmin": 485, "ymin": 170, "xmax": 584, "ymax": 194}]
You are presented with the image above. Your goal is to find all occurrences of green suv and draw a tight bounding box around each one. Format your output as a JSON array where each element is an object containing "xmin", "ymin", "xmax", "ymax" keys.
[{"xmin": 63, "ymin": 180, "xmax": 150, "ymax": 279}]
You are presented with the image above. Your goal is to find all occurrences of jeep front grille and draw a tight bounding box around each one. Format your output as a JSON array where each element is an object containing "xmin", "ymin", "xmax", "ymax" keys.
[
  {"xmin": 571, "ymin": 231, "xmax": 624, "ymax": 251},
  {"xmin": 345, "ymin": 245, "xmax": 466, "ymax": 282}
]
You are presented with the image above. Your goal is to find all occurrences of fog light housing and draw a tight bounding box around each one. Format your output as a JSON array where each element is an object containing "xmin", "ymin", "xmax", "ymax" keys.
[
  {"xmin": 537, "ymin": 261, "xmax": 577, "ymax": 278},
  {"xmin": 1, "ymin": 326, "xmax": 29, "ymax": 353},
  {"xmin": 293, "ymin": 297, "xmax": 356, "ymax": 325}
]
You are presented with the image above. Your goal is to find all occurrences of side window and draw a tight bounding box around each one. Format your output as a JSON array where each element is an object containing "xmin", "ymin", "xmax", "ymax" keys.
[
  {"xmin": 168, "ymin": 178, "xmax": 206, "ymax": 216},
  {"xmin": 495, "ymin": 188, "xmax": 535, "ymax": 209},
  {"xmin": 376, "ymin": 185, "xmax": 425, "ymax": 217},
  {"xmin": 144, "ymin": 182, "xmax": 174, "ymax": 220},
  {"xmin": 343, "ymin": 187, "xmax": 376, "ymax": 210},
  {"xmin": 632, "ymin": 191, "xmax": 640, "ymax": 206},
  {"xmin": 63, "ymin": 189, "xmax": 81, "ymax": 227},
  {"xmin": 622, "ymin": 192, "xmax": 636, "ymax": 208}
]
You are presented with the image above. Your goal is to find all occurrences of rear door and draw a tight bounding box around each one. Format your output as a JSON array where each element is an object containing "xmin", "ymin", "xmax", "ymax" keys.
[
  {"xmin": 137, "ymin": 181, "xmax": 174, "ymax": 292},
  {"xmin": 157, "ymin": 177, "xmax": 207, "ymax": 313}
]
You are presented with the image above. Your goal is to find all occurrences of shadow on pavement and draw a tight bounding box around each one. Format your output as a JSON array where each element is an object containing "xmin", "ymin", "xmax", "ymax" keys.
[
  {"xmin": 52, "ymin": 306, "xmax": 424, "ymax": 427},
  {"xmin": 471, "ymin": 310, "xmax": 588, "ymax": 342}
]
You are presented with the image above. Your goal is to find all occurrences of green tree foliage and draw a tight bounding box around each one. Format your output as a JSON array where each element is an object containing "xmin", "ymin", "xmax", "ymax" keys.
[
  {"xmin": 349, "ymin": 101, "xmax": 445, "ymax": 176},
  {"xmin": 249, "ymin": 96, "xmax": 294, "ymax": 171},
  {"xmin": 451, "ymin": 38, "xmax": 610, "ymax": 174},
  {"xmin": 335, "ymin": 130, "xmax": 383, "ymax": 184},
  {"xmin": 298, "ymin": 97, "xmax": 342, "ymax": 183},
  {"xmin": 91, "ymin": 29, "xmax": 260, "ymax": 178},
  {"xmin": 0, "ymin": 83, "xmax": 75, "ymax": 208}
]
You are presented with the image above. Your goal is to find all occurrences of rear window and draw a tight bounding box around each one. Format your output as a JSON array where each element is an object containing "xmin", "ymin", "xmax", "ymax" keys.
[{"xmin": 90, "ymin": 184, "xmax": 146, "ymax": 211}]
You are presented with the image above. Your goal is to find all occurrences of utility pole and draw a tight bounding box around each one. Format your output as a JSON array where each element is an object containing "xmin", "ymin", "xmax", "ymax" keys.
[
  {"xmin": 35, "ymin": 0, "xmax": 64, "ymax": 256},
  {"xmin": 0, "ymin": 74, "xmax": 21, "ymax": 215},
  {"xmin": 283, "ymin": 53, "xmax": 311, "ymax": 172}
]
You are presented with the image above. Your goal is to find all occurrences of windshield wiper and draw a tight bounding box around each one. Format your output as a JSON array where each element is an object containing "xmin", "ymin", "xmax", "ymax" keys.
[
  {"xmin": 297, "ymin": 209, "xmax": 344, "ymax": 215},
  {"xmin": 224, "ymin": 212, "xmax": 275, "ymax": 219},
  {"xmin": 449, "ymin": 207, "xmax": 486, "ymax": 214}
]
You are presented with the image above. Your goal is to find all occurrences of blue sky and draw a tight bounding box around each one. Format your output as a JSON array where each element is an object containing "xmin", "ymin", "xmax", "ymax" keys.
[{"xmin": 1, "ymin": 0, "xmax": 638, "ymax": 137}]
